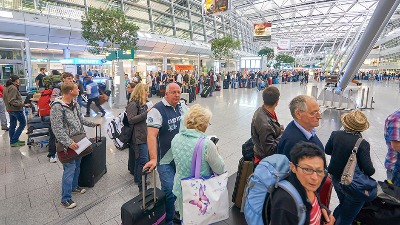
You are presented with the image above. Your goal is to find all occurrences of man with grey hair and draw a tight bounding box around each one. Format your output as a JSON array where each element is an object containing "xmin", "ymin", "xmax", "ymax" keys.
[
  {"xmin": 277, "ymin": 95, "xmax": 324, "ymax": 160},
  {"xmin": 144, "ymin": 82, "xmax": 187, "ymax": 225}
]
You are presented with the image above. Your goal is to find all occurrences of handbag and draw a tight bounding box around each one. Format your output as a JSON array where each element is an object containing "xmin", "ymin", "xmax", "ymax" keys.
[
  {"xmin": 56, "ymin": 133, "xmax": 93, "ymax": 164},
  {"xmin": 341, "ymin": 138, "xmax": 377, "ymax": 202},
  {"xmin": 181, "ymin": 138, "xmax": 229, "ymax": 225},
  {"xmin": 56, "ymin": 105, "xmax": 93, "ymax": 164}
]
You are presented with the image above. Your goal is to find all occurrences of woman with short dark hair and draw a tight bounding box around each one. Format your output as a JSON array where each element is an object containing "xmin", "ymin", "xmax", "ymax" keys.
[{"xmin": 3, "ymin": 75, "xmax": 28, "ymax": 147}]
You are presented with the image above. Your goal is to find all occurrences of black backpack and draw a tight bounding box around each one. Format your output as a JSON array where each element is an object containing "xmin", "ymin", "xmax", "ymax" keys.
[{"xmin": 353, "ymin": 181, "xmax": 400, "ymax": 225}]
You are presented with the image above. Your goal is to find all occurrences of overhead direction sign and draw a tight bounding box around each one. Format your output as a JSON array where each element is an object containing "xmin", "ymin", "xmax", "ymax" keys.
[{"xmin": 105, "ymin": 49, "xmax": 135, "ymax": 61}]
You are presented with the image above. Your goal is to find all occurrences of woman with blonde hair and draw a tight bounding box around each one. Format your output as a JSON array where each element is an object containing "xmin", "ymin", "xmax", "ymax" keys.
[
  {"xmin": 160, "ymin": 104, "xmax": 225, "ymax": 221},
  {"xmin": 126, "ymin": 83, "xmax": 151, "ymax": 191}
]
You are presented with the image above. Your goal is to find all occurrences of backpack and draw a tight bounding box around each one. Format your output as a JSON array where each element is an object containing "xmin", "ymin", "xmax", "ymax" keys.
[
  {"xmin": 42, "ymin": 75, "xmax": 62, "ymax": 88},
  {"xmin": 38, "ymin": 89, "xmax": 53, "ymax": 116},
  {"xmin": 107, "ymin": 111, "xmax": 132, "ymax": 150},
  {"xmin": 243, "ymin": 154, "xmax": 306, "ymax": 225}
]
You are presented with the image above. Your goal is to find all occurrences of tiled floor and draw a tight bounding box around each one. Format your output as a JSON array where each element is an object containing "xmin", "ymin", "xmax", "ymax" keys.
[{"xmin": 0, "ymin": 79, "xmax": 398, "ymax": 225}]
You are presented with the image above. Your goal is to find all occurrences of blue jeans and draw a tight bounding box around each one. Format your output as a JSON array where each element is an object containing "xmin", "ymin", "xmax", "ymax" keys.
[
  {"xmin": 332, "ymin": 177, "xmax": 365, "ymax": 225},
  {"xmin": 61, "ymin": 158, "xmax": 82, "ymax": 202},
  {"xmin": 158, "ymin": 163, "xmax": 176, "ymax": 225},
  {"xmin": 135, "ymin": 143, "xmax": 149, "ymax": 192},
  {"xmin": 9, "ymin": 111, "xmax": 26, "ymax": 144},
  {"xmin": 0, "ymin": 98, "xmax": 7, "ymax": 126},
  {"xmin": 77, "ymin": 95, "xmax": 87, "ymax": 108}
]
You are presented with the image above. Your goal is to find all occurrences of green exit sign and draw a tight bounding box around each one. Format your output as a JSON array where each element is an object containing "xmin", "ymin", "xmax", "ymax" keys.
[{"xmin": 105, "ymin": 49, "xmax": 135, "ymax": 60}]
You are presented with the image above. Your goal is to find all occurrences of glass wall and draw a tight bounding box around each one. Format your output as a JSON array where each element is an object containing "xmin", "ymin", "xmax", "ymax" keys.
[{"xmin": 0, "ymin": 0, "xmax": 257, "ymax": 54}]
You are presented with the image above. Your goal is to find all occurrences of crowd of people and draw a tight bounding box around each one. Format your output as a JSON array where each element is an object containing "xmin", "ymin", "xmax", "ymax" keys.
[{"xmin": 0, "ymin": 67, "xmax": 399, "ymax": 225}]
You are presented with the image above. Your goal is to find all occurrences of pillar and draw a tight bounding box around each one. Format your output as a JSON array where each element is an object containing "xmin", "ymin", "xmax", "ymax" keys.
[
  {"xmin": 163, "ymin": 56, "xmax": 167, "ymax": 72},
  {"xmin": 25, "ymin": 39, "xmax": 32, "ymax": 89},
  {"xmin": 63, "ymin": 48, "xmax": 70, "ymax": 59},
  {"xmin": 116, "ymin": 61, "xmax": 126, "ymax": 107},
  {"xmin": 336, "ymin": 0, "xmax": 400, "ymax": 93}
]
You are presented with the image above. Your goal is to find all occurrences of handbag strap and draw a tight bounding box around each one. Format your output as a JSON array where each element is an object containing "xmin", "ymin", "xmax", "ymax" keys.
[
  {"xmin": 353, "ymin": 138, "xmax": 364, "ymax": 154},
  {"xmin": 190, "ymin": 138, "xmax": 205, "ymax": 179}
]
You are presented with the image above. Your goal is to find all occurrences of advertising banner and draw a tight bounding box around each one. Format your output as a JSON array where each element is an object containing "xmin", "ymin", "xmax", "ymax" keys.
[
  {"xmin": 253, "ymin": 23, "xmax": 272, "ymax": 42},
  {"xmin": 203, "ymin": 0, "xmax": 230, "ymax": 15},
  {"xmin": 277, "ymin": 39, "xmax": 291, "ymax": 50},
  {"xmin": 175, "ymin": 64, "xmax": 194, "ymax": 70}
]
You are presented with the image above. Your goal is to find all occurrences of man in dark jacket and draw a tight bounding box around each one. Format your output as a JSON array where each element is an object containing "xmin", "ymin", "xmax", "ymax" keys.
[
  {"xmin": 269, "ymin": 142, "xmax": 334, "ymax": 225},
  {"xmin": 251, "ymin": 86, "xmax": 283, "ymax": 165},
  {"xmin": 278, "ymin": 95, "xmax": 324, "ymax": 160},
  {"xmin": 74, "ymin": 74, "xmax": 87, "ymax": 108}
]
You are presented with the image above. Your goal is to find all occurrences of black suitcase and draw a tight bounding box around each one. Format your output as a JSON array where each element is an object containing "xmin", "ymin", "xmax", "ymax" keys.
[
  {"xmin": 223, "ymin": 80, "xmax": 229, "ymax": 89},
  {"xmin": 27, "ymin": 116, "xmax": 50, "ymax": 134},
  {"xmin": 78, "ymin": 126, "xmax": 107, "ymax": 187},
  {"xmin": 188, "ymin": 85, "xmax": 195, "ymax": 103},
  {"xmin": 121, "ymin": 170, "xmax": 166, "ymax": 225},
  {"xmin": 158, "ymin": 85, "xmax": 166, "ymax": 97},
  {"xmin": 200, "ymin": 85, "xmax": 211, "ymax": 98}
]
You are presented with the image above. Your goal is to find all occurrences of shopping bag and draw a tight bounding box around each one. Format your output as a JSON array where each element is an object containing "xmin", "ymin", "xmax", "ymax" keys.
[{"xmin": 181, "ymin": 138, "xmax": 229, "ymax": 225}]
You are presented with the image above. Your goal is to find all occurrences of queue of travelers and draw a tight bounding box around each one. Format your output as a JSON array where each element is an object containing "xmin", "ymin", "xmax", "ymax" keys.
[{"xmin": 1, "ymin": 68, "xmax": 399, "ymax": 225}]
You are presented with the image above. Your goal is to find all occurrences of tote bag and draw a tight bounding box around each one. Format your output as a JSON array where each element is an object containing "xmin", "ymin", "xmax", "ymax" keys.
[{"xmin": 181, "ymin": 138, "xmax": 229, "ymax": 225}]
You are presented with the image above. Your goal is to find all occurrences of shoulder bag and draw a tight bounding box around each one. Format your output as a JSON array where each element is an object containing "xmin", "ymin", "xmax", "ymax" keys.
[
  {"xmin": 341, "ymin": 138, "xmax": 377, "ymax": 202},
  {"xmin": 181, "ymin": 138, "xmax": 229, "ymax": 225},
  {"xmin": 56, "ymin": 105, "xmax": 93, "ymax": 164}
]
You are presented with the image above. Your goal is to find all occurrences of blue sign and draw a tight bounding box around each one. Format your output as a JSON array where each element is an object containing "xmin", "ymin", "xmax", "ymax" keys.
[{"xmin": 60, "ymin": 58, "xmax": 108, "ymax": 65}]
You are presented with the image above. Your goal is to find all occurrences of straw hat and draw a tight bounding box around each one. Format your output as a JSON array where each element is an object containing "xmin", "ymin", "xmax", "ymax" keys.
[
  {"xmin": 341, "ymin": 110, "xmax": 369, "ymax": 132},
  {"xmin": 30, "ymin": 93, "xmax": 41, "ymax": 101}
]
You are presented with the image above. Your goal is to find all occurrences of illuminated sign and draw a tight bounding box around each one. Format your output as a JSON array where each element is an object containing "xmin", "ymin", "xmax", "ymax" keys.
[
  {"xmin": 60, "ymin": 58, "xmax": 105, "ymax": 65},
  {"xmin": 253, "ymin": 23, "xmax": 272, "ymax": 42}
]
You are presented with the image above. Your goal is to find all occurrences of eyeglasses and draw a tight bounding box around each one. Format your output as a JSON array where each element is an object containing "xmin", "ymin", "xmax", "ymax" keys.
[
  {"xmin": 296, "ymin": 164, "xmax": 327, "ymax": 177},
  {"xmin": 309, "ymin": 110, "xmax": 322, "ymax": 117}
]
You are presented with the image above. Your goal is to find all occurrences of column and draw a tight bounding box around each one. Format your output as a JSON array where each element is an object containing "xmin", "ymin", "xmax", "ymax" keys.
[
  {"xmin": 163, "ymin": 56, "xmax": 168, "ymax": 72},
  {"xmin": 337, "ymin": 0, "xmax": 400, "ymax": 93},
  {"xmin": 116, "ymin": 61, "xmax": 126, "ymax": 107},
  {"xmin": 147, "ymin": 0, "xmax": 154, "ymax": 32},
  {"xmin": 63, "ymin": 48, "xmax": 70, "ymax": 59},
  {"xmin": 197, "ymin": 54, "xmax": 200, "ymax": 75},
  {"xmin": 25, "ymin": 39, "xmax": 32, "ymax": 89}
]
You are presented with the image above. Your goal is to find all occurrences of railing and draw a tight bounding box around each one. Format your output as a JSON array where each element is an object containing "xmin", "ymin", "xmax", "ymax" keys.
[{"xmin": 312, "ymin": 85, "xmax": 375, "ymax": 111}]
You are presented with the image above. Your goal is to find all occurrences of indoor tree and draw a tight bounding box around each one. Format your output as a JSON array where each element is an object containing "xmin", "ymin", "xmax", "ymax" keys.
[
  {"xmin": 211, "ymin": 35, "xmax": 241, "ymax": 71},
  {"xmin": 274, "ymin": 54, "xmax": 296, "ymax": 69},
  {"xmin": 258, "ymin": 47, "xmax": 274, "ymax": 67},
  {"xmin": 81, "ymin": 7, "xmax": 139, "ymax": 55}
]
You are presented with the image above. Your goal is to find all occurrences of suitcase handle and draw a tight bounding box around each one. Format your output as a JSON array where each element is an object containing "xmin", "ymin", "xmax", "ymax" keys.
[
  {"xmin": 95, "ymin": 125, "xmax": 101, "ymax": 143},
  {"xmin": 142, "ymin": 167, "xmax": 157, "ymax": 210}
]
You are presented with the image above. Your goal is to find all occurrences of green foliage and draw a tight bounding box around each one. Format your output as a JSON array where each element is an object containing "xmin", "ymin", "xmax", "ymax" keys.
[
  {"xmin": 81, "ymin": 7, "xmax": 139, "ymax": 55},
  {"xmin": 258, "ymin": 47, "xmax": 274, "ymax": 59},
  {"xmin": 275, "ymin": 54, "xmax": 295, "ymax": 64},
  {"xmin": 211, "ymin": 35, "xmax": 241, "ymax": 60}
]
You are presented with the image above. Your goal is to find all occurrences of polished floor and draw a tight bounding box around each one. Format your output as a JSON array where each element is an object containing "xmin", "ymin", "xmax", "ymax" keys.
[{"xmin": 0, "ymin": 79, "xmax": 399, "ymax": 225}]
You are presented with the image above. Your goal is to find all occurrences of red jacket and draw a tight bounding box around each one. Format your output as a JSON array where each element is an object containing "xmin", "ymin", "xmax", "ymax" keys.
[{"xmin": 0, "ymin": 84, "xmax": 3, "ymax": 98}]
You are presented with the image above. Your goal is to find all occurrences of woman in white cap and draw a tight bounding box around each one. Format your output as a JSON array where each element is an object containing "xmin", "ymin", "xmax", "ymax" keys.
[{"xmin": 325, "ymin": 110, "xmax": 375, "ymax": 225}]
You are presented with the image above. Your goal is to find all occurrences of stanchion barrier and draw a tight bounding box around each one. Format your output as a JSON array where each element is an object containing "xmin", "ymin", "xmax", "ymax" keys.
[
  {"xmin": 321, "ymin": 87, "xmax": 328, "ymax": 108},
  {"xmin": 327, "ymin": 89, "xmax": 336, "ymax": 109},
  {"xmin": 360, "ymin": 87, "xmax": 375, "ymax": 110},
  {"xmin": 359, "ymin": 88, "xmax": 365, "ymax": 108},
  {"xmin": 336, "ymin": 91, "xmax": 345, "ymax": 110},
  {"xmin": 344, "ymin": 89, "xmax": 353, "ymax": 111}
]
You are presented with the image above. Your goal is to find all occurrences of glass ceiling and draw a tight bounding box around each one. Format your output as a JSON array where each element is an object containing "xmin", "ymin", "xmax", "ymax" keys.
[{"xmin": 231, "ymin": 0, "xmax": 381, "ymax": 54}]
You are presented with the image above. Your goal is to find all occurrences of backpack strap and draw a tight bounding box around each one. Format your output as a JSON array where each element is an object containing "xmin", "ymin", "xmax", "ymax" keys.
[{"xmin": 278, "ymin": 180, "xmax": 306, "ymax": 225}]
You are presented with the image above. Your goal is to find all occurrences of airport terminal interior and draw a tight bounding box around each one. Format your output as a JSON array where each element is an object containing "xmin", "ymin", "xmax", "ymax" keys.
[{"xmin": 1, "ymin": 0, "xmax": 400, "ymax": 224}]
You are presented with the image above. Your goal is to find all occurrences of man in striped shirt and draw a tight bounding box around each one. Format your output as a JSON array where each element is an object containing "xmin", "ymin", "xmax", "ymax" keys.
[{"xmin": 384, "ymin": 109, "xmax": 400, "ymax": 186}]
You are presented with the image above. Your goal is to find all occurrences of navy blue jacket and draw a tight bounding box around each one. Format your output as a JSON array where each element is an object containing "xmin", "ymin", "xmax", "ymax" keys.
[{"xmin": 277, "ymin": 121, "xmax": 324, "ymax": 160}]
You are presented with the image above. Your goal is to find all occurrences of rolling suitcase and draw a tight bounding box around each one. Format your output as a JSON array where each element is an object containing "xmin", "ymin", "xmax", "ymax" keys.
[
  {"xmin": 158, "ymin": 85, "xmax": 166, "ymax": 97},
  {"xmin": 319, "ymin": 176, "xmax": 333, "ymax": 209},
  {"xmin": 232, "ymin": 157, "xmax": 254, "ymax": 209},
  {"xmin": 27, "ymin": 116, "xmax": 51, "ymax": 133},
  {"xmin": 78, "ymin": 126, "xmax": 107, "ymax": 187},
  {"xmin": 223, "ymin": 80, "xmax": 229, "ymax": 89},
  {"xmin": 200, "ymin": 85, "xmax": 211, "ymax": 98},
  {"xmin": 121, "ymin": 169, "xmax": 166, "ymax": 225}
]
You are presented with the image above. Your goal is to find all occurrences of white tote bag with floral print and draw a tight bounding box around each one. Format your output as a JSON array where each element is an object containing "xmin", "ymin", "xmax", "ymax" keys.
[{"xmin": 181, "ymin": 138, "xmax": 229, "ymax": 225}]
